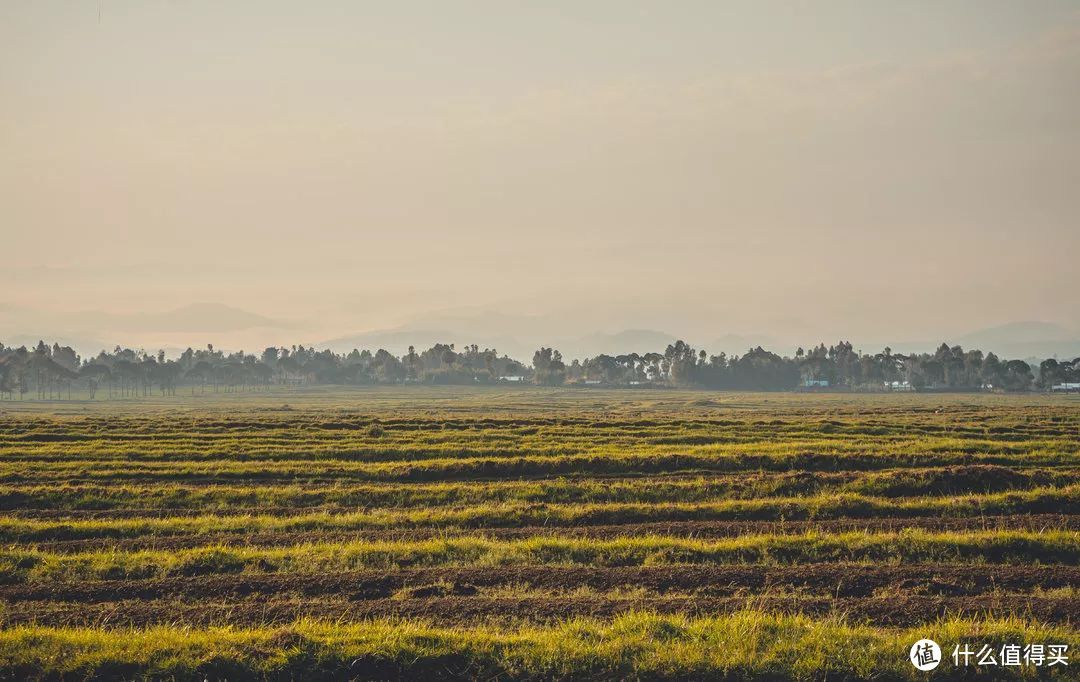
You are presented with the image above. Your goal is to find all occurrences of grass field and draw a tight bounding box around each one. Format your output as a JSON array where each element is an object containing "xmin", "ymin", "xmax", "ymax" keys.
[{"xmin": 0, "ymin": 387, "xmax": 1077, "ymax": 679}]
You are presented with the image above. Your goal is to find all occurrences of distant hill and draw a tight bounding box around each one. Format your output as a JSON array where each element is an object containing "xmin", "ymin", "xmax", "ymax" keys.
[
  {"xmin": 946, "ymin": 322, "xmax": 1080, "ymax": 360},
  {"xmin": 110, "ymin": 303, "xmax": 283, "ymax": 333},
  {"xmin": 321, "ymin": 328, "xmax": 680, "ymax": 361},
  {"xmin": 706, "ymin": 333, "xmax": 780, "ymax": 355},
  {"xmin": 321, "ymin": 320, "xmax": 1080, "ymax": 364},
  {"xmin": 568, "ymin": 330, "xmax": 678, "ymax": 358},
  {"xmin": 0, "ymin": 303, "xmax": 290, "ymax": 358},
  {"xmin": 957, "ymin": 321, "xmax": 1075, "ymax": 346},
  {"xmin": 322, "ymin": 329, "xmax": 530, "ymax": 358},
  {"xmin": 0, "ymin": 334, "xmax": 111, "ymax": 358},
  {"xmin": 1, "ymin": 303, "xmax": 285, "ymax": 336},
  {"xmin": 954, "ymin": 322, "xmax": 1080, "ymax": 360}
]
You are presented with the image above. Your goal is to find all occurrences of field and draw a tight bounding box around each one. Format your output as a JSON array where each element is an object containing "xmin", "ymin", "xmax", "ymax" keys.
[{"xmin": 0, "ymin": 387, "xmax": 1077, "ymax": 680}]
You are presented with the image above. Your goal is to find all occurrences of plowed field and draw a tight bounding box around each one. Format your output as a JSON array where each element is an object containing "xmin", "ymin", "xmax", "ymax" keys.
[{"xmin": 0, "ymin": 388, "xmax": 1076, "ymax": 679}]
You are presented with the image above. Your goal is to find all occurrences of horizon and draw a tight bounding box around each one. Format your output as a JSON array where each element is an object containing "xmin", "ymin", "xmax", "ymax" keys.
[{"xmin": 3, "ymin": 316, "xmax": 1078, "ymax": 365}]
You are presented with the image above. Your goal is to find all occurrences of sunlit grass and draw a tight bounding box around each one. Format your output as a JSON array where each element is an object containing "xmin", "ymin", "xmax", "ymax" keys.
[
  {"xmin": 3, "ymin": 465, "xmax": 1078, "ymax": 511},
  {"xmin": 0, "ymin": 487, "xmax": 1076, "ymax": 542},
  {"xmin": 0, "ymin": 389, "xmax": 1076, "ymax": 678},
  {"xmin": 0, "ymin": 611, "xmax": 1073, "ymax": 680},
  {"xmin": 2, "ymin": 529, "xmax": 1076, "ymax": 582}
]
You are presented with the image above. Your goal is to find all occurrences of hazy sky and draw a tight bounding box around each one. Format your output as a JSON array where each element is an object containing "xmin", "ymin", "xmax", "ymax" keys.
[{"xmin": 2, "ymin": 1, "xmax": 1078, "ymax": 353}]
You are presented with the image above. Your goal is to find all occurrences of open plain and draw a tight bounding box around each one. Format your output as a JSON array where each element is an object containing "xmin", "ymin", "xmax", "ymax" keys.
[{"xmin": 0, "ymin": 387, "xmax": 1077, "ymax": 679}]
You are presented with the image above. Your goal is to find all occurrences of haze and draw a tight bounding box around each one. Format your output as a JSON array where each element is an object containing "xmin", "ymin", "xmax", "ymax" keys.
[{"xmin": 2, "ymin": 1, "xmax": 1078, "ymax": 356}]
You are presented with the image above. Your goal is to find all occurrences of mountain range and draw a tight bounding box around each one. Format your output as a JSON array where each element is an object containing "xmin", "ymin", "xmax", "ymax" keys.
[
  {"xmin": 3, "ymin": 302, "xmax": 1077, "ymax": 362},
  {"xmin": 323, "ymin": 320, "xmax": 1080, "ymax": 362}
]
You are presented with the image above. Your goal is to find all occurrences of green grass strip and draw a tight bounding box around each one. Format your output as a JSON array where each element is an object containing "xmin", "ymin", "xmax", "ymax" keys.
[
  {"xmin": 0, "ymin": 487, "xmax": 1076, "ymax": 542},
  {"xmin": 0, "ymin": 611, "xmax": 1074, "ymax": 681},
  {"xmin": 3, "ymin": 466, "xmax": 1078, "ymax": 511},
  {"xmin": 2, "ymin": 530, "xmax": 1076, "ymax": 582}
]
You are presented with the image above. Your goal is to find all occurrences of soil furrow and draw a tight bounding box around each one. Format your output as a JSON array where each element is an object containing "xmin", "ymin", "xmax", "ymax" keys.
[
  {"xmin": 4, "ymin": 595, "xmax": 1075, "ymax": 628},
  {"xmin": 5, "ymin": 564, "xmax": 1075, "ymax": 603}
]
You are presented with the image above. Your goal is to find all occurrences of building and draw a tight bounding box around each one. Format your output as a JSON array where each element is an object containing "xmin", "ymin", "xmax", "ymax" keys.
[{"xmin": 1051, "ymin": 382, "xmax": 1080, "ymax": 392}]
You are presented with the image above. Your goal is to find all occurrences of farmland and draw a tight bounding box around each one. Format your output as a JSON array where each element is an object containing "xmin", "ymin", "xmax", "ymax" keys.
[{"xmin": 0, "ymin": 387, "xmax": 1077, "ymax": 680}]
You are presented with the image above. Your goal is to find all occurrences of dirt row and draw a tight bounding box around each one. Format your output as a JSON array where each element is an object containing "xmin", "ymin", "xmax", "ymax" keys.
[
  {"xmin": 5, "ymin": 412, "xmax": 1074, "ymax": 433},
  {"xmin": 5, "ymin": 563, "xmax": 1076, "ymax": 603},
  {"xmin": 4, "ymin": 594, "xmax": 1076, "ymax": 628},
  {"xmin": 22, "ymin": 514, "xmax": 1080, "ymax": 553},
  {"xmin": 8, "ymin": 465, "xmax": 1078, "ymax": 517},
  {"xmin": 6, "ymin": 413, "xmax": 1033, "ymax": 432},
  {"xmin": 5, "ymin": 454, "xmax": 1068, "ymax": 486}
]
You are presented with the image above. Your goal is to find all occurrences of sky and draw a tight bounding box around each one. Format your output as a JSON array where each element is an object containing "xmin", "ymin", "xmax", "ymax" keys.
[{"xmin": 2, "ymin": 1, "xmax": 1079, "ymax": 356}]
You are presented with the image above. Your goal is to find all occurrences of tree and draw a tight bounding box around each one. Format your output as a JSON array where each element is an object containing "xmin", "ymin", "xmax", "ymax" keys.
[
  {"xmin": 1002, "ymin": 360, "xmax": 1034, "ymax": 392},
  {"xmin": 664, "ymin": 341, "xmax": 699, "ymax": 386},
  {"xmin": 79, "ymin": 363, "xmax": 111, "ymax": 399},
  {"xmin": 405, "ymin": 346, "xmax": 422, "ymax": 381},
  {"xmin": 1038, "ymin": 359, "xmax": 1065, "ymax": 389},
  {"xmin": 532, "ymin": 348, "xmax": 565, "ymax": 386}
]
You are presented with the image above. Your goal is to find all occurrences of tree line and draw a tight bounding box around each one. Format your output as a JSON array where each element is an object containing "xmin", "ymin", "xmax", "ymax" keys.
[
  {"xmin": 0, "ymin": 338, "xmax": 1076, "ymax": 399},
  {"xmin": 570, "ymin": 341, "xmax": 1069, "ymax": 392}
]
